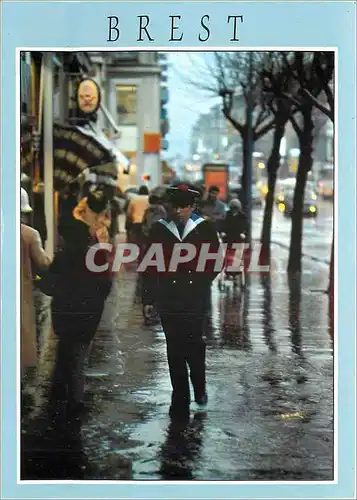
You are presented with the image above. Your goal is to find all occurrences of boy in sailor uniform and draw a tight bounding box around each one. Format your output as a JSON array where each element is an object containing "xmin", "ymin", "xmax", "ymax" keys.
[{"xmin": 142, "ymin": 184, "xmax": 221, "ymax": 416}]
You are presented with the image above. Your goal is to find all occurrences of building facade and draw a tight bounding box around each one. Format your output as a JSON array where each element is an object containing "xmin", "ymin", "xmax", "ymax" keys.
[
  {"xmin": 94, "ymin": 51, "xmax": 162, "ymax": 189},
  {"xmin": 189, "ymin": 97, "xmax": 334, "ymax": 182}
]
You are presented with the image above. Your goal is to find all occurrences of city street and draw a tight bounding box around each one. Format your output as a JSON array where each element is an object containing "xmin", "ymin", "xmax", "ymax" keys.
[
  {"xmin": 252, "ymin": 198, "xmax": 333, "ymax": 264},
  {"xmin": 18, "ymin": 49, "xmax": 335, "ymax": 484},
  {"xmin": 21, "ymin": 213, "xmax": 334, "ymax": 481}
]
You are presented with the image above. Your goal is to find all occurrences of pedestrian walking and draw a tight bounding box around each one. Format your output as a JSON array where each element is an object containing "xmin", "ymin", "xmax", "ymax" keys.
[
  {"xmin": 125, "ymin": 185, "xmax": 149, "ymax": 244},
  {"xmin": 141, "ymin": 194, "xmax": 167, "ymax": 325},
  {"xmin": 221, "ymin": 198, "xmax": 247, "ymax": 245},
  {"xmin": 200, "ymin": 185, "xmax": 227, "ymax": 232},
  {"xmin": 20, "ymin": 188, "xmax": 52, "ymax": 377},
  {"xmin": 45, "ymin": 188, "xmax": 112, "ymax": 421},
  {"xmin": 219, "ymin": 198, "xmax": 248, "ymax": 288},
  {"xmin": 193, "ymin": 184, "xmax": 207, "ymax": 217},
  {"xmin": 142, "ymin": 184, "xmax": 220, "ymax": 417},
  {"xmin": 142, "ymin": 194, "xmax": 167, "ymax": 241}
]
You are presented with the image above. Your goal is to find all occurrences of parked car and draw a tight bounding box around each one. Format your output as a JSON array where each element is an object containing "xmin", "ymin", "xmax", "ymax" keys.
[
  {"xmin": 252, "ymin": 184, "xmax": 263, "ymax": 207},
  {"xmin": 282, "ymin": 189, "xmax": 318, "ymax": 217},
  {"xmin": 275, "ymin": 178, "xmax": 296, "ymax": 204}
]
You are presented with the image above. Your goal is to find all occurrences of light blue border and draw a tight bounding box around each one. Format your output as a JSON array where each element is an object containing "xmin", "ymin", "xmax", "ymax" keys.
[{"xmin": 1, "ymin": 1, "xmax": 356, "ymax": 499}]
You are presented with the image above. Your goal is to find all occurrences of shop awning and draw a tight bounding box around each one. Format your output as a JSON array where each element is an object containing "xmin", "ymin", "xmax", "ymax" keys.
[
  {"xmin": 76, "ymin": 124, "xmax": 130, "ymax": 169},
  {"xmin": 53, "ymin": 123, "xmax": 118, "ymax": 191}
]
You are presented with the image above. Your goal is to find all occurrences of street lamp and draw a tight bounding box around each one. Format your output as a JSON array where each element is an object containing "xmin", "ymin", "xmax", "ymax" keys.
[{"xmin": 219, "ymin": 88, "xmax": 234, "ymax": 115}]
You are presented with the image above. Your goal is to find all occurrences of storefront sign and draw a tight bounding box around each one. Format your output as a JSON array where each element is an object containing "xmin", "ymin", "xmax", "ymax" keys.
[
  {"xmin": 77, "ymin": 79, "xmax": 101, "ymax": 115},
  {"xmin": 202, "ymin": 163, "xmax": 229, "ymax": 201},
  {"xmin": 143, "ymin": 133, "xmax": 161, "ymax": 154}
]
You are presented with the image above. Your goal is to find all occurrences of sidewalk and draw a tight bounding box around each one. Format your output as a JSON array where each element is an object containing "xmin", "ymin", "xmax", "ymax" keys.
[{"xmin": 21, "ymin": 241, "xmax": 333, "ymax": 480}]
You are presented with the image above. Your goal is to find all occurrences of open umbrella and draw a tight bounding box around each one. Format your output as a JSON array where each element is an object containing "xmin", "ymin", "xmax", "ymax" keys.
[{"xmin": 53, "ymin": 123, "xmax": 117, "ymax": 191}]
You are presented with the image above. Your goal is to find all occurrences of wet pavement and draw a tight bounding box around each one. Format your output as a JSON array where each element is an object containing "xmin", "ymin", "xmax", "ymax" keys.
[
  {"xmin": 252, "ymin": 198, "xmax": 333, "ymax": 264},
  {"xmin": 21, "ymin": 239, "xmax": 334, "ymax": 481}
]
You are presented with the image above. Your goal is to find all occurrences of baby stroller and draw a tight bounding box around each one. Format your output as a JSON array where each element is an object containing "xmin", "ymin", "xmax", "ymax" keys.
[{"xmin": 217, "ymin": 232, "xmax": 246, "ymax": 291}]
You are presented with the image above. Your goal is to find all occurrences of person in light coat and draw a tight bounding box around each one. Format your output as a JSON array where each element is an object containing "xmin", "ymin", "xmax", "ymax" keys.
[
  {"xmin": 20, "ymin": 188, "xmax": 51, "ymax": 376},
  {"xmin": 125, "ymin": 185, "xmax": 149, "ymax": 243}
]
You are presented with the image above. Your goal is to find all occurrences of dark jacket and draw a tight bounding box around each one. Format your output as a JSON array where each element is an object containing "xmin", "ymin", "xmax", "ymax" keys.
[
  {"xmin": 47, "ymin": 218, "xmax": 112, "ymax": 314},
  {"xmin": 33, "ymin": 192, "xmax": 47, "ymax": 246},
  {"xmin": 58, "ymin": 193, "xmax": 79, "ymax": 241},
  {"xmin": 222, "ymin": 210, "xmax": 248, "ymax": 244},
  {"xmin": 109, "ymin": 196, "xmax": 122, "ymax": 237},
  {"xmin": 200, "ymin": 197, "xmax": 227, "ymax": 232},
  {"xmin": 142, "ymin": 213, "xmax": 220, "ymax": 314}
]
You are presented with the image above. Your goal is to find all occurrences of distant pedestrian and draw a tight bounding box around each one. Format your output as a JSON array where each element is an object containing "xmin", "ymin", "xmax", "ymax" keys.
[
  {"xmin": 141, "ymin": 194, "xmax": 167, "ymax": 325},
  {"xmin": 221, "ymin": 198, "xmax": 247, "ymax": 245},
  {"xmin": 200, "ymin": 185, "xmax": 226, "ymax": 232},
  {"xmin": 194, "ymin": 184, "xmax": 207, "ymax": 216},
  {"xmin": 142, "ymin": 194, "xmax": 167, "ymax": 241},
  {"xmin": 126, "ymin": 185, "xmax": 149, "ymax": 244},
  {"xmin": 142, "ymin": 184, "xmax": 220, "ymax": 417}
]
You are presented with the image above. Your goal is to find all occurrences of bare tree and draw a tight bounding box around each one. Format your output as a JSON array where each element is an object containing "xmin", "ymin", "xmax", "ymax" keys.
[
  {"xmin": 299, "ymin": 51, "xmax": 334, "ymax": 324},
  {"xmin": 180, "ymin": 52, "xmax": 275, "ymax": 213},
  {"xmin": 275, "ymin": 51, "xmax": 331, "ymax": 273},
  {"xmin": 260, "ymin": 56, "xmax": 295, "ymax": 264},
  {"xmin": 299, "ymin": 52, "xmax": 334, "ymax": 122},
  {"xmin": 215, "ymin": 52, "xmax": 275, "ymax": 211}
]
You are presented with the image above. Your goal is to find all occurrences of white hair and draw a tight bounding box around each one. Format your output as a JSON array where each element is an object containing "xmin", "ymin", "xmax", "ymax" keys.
[{"xmin": 229, "ymin": 198, "xmax": 242, "ymax": 211}]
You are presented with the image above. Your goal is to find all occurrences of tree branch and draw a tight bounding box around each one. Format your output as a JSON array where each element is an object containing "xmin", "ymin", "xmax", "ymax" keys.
[
  {"xmin": 222, "ymin": 108, "xmax": 245, "ymax": 136},
  {"xmin": 254, "ymin": 106, "xmax": 271, "ymax": 130},
  {"xmin": 324, "ymin": 83, "xmax": 335, "ymax": 122},
  {"xmin": 290, "ymin": 113, "xmax": 302, "ymax": 138},
  {"xmin": 301, "ymin": 87, "xmax": 333, "ymax": 121},
  {"xmin": 281, "ymin": 92, "xmax": 302, "ymax": 109},
  {"xmin": 254, "ymin": 118, "xmax": 275, "ymax": 141}
]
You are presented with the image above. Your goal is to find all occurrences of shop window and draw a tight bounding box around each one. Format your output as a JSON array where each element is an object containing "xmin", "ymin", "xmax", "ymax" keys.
[{"xmin": 116, "ymin": 84, "xmax": 137, "ymax": 126}]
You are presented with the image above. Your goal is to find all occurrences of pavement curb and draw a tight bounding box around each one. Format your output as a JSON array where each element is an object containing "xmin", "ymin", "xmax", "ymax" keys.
[{"xmin": 256, "ymin": 239, "xmax": 330, "ymax": 266}]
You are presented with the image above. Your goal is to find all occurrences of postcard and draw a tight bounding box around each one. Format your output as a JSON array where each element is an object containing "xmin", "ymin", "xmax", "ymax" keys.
[{"xmin": 0, "ymin": 1, "xmax": 356, "ymax": 499}]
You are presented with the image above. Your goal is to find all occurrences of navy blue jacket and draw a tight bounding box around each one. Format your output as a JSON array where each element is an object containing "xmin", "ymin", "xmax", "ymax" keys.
[{"xmin": 142, "ymin": 213, "xmax": 220, "ymax": 314}]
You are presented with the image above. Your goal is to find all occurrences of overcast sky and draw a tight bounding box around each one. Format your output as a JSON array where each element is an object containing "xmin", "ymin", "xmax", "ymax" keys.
[{"xmin": 165, "ymin": 53, "xmax": 220, "ymax": 159}]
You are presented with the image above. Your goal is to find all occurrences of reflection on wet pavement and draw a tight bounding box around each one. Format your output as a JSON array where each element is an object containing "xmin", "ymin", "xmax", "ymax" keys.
[{"xmin": 21, "ymin": 245, "xmax": 333, "ymax": 481}]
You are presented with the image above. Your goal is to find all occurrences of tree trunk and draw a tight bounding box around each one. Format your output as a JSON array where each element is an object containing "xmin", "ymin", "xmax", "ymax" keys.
[
  {"xmin": 288, "ymin": 109, "xmax": 314, "ymax": 273},
  {"xmin": 260, "ymin": 122, "xmax": 286, "ymax": 265},
  {"xmin": 240, "ymin": 131, "xmax": 249, "ymax": 214},
  {"xmin": 328, "ymin": 235, "xmax": 334, "ymax": 340}
]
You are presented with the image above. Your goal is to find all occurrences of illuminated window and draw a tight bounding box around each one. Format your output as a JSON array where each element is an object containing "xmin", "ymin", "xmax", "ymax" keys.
[{"xmin": 116, "ymin": 84, "xmax": 137, "ymax": 126}]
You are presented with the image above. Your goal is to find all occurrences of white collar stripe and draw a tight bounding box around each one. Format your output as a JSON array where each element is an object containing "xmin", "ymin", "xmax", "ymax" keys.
[
  {"xmin": 159, "ymin": 216, "xmax": 205, "ymax": 241},
  {"xmin": 159, "ymin": 219, "xmax": 181, "ymax": 240}
]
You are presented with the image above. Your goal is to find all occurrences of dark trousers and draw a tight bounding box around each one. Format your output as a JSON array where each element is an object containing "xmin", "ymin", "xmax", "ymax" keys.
[
  {"xmin": 160, "ymin": 312, "xmax": 206, "ymax": 409},
  {"xmin": 50, "ymin": 307, "xmax": 103, "ymax": 411}
]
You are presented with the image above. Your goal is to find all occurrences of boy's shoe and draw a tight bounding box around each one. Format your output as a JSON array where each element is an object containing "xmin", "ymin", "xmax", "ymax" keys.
[{"xmin": 195, "ymin": 393, "xmax": 208, "ymax": 406}]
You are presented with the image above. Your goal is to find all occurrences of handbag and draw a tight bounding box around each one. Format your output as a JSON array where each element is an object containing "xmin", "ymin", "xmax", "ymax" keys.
[{"xmin": 34, "ymin": 268, "xmax": 58, "ymax": 297}]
